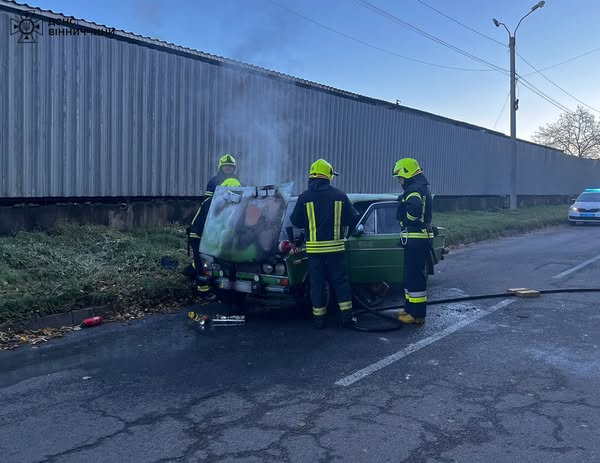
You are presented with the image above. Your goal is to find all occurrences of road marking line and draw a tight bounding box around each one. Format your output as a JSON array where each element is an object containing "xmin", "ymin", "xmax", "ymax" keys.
[
  {"xmin": 552, "ymin": 253, "xmax": 600, "ymax": 279},
  {"xmin": 335, "ymin": 299, "xmax": 516, "ymax": 387}
]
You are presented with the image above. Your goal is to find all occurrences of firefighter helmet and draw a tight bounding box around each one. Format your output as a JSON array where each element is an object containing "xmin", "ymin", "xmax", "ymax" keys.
[
  {"xmin": 393, "ymin": 158, "xmax": 422, "ymax": 179},
  {"xmin": 218, "ymin": 154, "xmax": 237, "ymax": 170},
  {"xmin": 309, "ymin": 159, "xmax": 339, "ymax": 180},
  {"xmin": 220, "ymin": 178, "xmax": 241, "ymax": 187}
]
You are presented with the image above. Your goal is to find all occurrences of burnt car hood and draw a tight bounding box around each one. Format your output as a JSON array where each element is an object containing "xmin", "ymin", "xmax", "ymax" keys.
[{"xmin": 199, "ymin": 182, "xmax": 294, "ymax": 263}]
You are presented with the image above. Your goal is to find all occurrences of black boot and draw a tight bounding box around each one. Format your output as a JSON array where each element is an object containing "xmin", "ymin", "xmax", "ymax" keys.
[
  {"xmin": 313, "ymin": 315, "xmax": 326, "ymax": 329},
  {"xmin": 341, "ymin": 311, "xmax": 355, "ymax": 327}
]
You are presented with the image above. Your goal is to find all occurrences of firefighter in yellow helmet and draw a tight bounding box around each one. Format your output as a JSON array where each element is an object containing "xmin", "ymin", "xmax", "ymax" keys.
[
  {"xmin": 290, "ymin": 159, "xmax": 360, "ymax": 329},
  {"xmin": 393, "ymin": 157, "xmax": 433, "ymax": 324},
  {"xmin": 186, "ymin": 154, "xmax": 240, "ymax": 299}
]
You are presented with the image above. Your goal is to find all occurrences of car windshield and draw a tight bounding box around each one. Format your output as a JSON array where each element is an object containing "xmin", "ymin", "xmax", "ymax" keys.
[{"xmin": 577, "ymin": 192, "xmax": 600, "ymax": 202}]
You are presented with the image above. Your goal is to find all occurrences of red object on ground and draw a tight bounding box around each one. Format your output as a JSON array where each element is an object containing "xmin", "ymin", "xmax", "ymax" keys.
[{"xmin": 81, "ymin": 316, "xmax": 103, "ymax": 328}]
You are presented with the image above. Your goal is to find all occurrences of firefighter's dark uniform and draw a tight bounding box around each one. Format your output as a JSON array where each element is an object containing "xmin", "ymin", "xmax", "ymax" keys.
[
  {"xmin": 187, "ymin": 155, "xmax": 239, "ymax": 295},
  {"xmin": 396, "ymin": 172, "xmax": 433, "ymax": 322},
  {"xmin": 290, "ymin": 170, "xmax": 359, "ymax": 328},
  {"xmin": 189, "ymin": 172, "xmax": 238, "ymax": 276}
]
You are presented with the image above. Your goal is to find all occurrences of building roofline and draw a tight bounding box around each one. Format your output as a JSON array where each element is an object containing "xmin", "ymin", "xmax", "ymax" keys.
[{"xmin": 0, "ymin": 0, "xmax": 564, "ymax": 153}]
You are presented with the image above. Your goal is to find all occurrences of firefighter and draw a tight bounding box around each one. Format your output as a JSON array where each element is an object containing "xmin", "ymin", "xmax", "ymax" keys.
[
  {"xmin": 393, "ymin": 157, "xmax": 433, "ymax": 324},
  {"xmin": 290, "ymin": 159, "xmax": 360, "ymax": 329},
  {"xmin": 187, "ymin": 154, "xmax": 240, "ymax": 298}
]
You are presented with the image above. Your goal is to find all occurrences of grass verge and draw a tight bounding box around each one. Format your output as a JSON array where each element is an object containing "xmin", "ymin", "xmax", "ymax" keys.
[
  {"xmin": 0, "ymin": 224, "xmax": 191, "ymax": 324},
  {"xmin": 435, "ymin": 204, "xmax": 569, "ymax": 246},
  {"xmin": 0, "ymin": 204, "xmax": 570, "ymax": 324}
]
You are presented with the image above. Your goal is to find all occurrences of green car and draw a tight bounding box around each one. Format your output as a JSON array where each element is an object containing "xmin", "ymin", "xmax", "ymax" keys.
[{"xmin": 198, "ymin": 183, "xmax": 447, "ymax": 310}]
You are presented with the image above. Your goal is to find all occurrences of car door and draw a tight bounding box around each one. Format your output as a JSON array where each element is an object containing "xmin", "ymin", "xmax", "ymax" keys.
[{"xmin": 345, "ymin": 201, "xmax": 404, "ymax": 284}]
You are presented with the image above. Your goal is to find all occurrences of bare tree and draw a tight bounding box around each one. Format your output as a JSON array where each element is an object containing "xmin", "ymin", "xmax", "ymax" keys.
[{"xmin": 533, "ymin": 106, "xmax": 600, "ymax": 159}]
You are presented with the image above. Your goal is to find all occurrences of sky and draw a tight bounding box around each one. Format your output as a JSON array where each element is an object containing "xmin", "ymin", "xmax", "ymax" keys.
[{"xmin": 30, "ymin": 0, "xmax": 600, "ymax": 141}]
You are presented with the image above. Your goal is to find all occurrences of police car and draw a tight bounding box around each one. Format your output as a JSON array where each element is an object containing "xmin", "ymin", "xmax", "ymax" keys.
[{"xmin": 569, "ymin": 188, "xmax": 600, "ymax": 225}]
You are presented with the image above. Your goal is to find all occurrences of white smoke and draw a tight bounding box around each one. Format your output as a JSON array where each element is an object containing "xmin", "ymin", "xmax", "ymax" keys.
[{"xmin": 216, "ymin": 69, "xmax": 294, "ymax": 187}]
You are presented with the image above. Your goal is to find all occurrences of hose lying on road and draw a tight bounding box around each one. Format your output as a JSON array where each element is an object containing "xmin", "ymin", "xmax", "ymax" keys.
[{"xmin": 351, "ymin": 288, "xmax": 600, "ymax": 333}]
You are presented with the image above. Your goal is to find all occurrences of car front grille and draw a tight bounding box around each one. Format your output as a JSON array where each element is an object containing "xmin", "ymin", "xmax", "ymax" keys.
[
  {"xmin": 226, "ymin": 263, "xmax": 261, "ymax": 274},
  {"xmin": 578, "ymin": 208, "xmax": 600, "ymax": 213}
]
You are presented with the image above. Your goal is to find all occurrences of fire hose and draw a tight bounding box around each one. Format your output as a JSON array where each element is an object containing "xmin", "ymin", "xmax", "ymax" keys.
[{"xmin": 351, "ymin": 288, "xmax": 600, "ymax": 333}]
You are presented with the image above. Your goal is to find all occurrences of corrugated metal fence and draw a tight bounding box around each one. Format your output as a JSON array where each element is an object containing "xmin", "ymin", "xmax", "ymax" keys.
[{"xmin": 1, "ymin": 3, "xmax": 599, "ymax": 199}]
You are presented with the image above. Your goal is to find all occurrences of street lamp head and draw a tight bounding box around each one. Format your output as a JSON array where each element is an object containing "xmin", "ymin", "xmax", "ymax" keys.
[
  {"xmin": 492, "ymin": 18, "xmax": 500, "ymax": 27},
  {"xmin": 531, "ymin": 1, "xmax": 545, "ymax": 11}
]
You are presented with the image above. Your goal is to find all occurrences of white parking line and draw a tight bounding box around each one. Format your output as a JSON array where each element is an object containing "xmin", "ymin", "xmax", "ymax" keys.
[
  {"xmin": 552, "ymin": 253, "xmax": 600, "ymax": 279},
  {"xmin": 335, "ymin": 299, "xmax": 516, "ymax": 387}
]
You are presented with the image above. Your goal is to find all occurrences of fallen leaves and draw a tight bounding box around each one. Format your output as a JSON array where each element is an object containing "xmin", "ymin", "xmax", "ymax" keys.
[
  {"xmin": 0, "ymin": 325, "xmax": 80, "ymax": 351},
  {"xmin": 1, "ymin": 298, "xmax": 193, "ymax": 351},
  {"xmin": 105, "ymin": 299, "xmax": 188, "ymax": 322}
]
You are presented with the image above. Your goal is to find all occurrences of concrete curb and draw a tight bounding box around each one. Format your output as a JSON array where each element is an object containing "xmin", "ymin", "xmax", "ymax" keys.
[{"xmin": 0, "ymin": 304, "xmax": 118, "ymax": 332}]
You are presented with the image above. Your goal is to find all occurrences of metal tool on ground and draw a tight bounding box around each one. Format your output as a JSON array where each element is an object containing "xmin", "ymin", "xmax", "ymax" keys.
[
  {"xmin": 211, "ymin": 315, "xmax": 246, "ymax": 326},
  {"xmin": 187, "ymin": 311, "xmax": 245, "ymax": 327}
]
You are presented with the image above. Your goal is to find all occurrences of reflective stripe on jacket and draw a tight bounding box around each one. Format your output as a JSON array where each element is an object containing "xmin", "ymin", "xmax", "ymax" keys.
[{"xmin": 290, "ymin": 178, "xmax": 359, "ymax": 254}]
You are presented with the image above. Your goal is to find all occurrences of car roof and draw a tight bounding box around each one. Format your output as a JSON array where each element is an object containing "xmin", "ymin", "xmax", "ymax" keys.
[
  {"xmin": 347, "ymin": 193, "xmax": 399, "ymax": 203},
  {"xmin": 290, "ymin": 193, "xmax": 398, "ymax": 203}
]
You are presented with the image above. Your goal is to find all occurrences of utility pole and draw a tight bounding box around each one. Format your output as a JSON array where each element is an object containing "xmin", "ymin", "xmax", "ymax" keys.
[
  {"xmin": 493, "ymin": 1, "xmax": 545, "ymax": 209},
  {"xmin": 509, "ymin": 35, "xmax": 517, "ymax": 210}
]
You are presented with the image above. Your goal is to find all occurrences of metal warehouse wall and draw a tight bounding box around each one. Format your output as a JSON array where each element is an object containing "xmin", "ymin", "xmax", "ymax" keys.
[{"xmin": 1, "ymin": 3, "xmax": 599, "ymax": 199}]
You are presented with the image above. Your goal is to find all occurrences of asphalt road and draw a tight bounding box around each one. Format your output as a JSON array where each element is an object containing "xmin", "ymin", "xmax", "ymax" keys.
[{"xmin": 1, "ymin": 224, "xmax": 600, "ymax": 463}]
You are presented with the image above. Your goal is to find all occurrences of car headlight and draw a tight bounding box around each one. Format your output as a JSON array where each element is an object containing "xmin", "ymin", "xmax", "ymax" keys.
[
  {"xmin": 570, "ymin": 206, "xmax": 579, "ymax": 211},
  {"xmin": 262, "ymin": 264, "xmax": 274, "ymax": 274},
  {"xmin": 274, "ymin": 263, "xmax": 286, "ymax": 275}
]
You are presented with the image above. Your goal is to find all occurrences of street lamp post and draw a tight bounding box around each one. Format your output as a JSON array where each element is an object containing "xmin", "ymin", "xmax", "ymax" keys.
[{"xmin": 493, "ymin": 1, "xmax": 545, "ymax": 210}]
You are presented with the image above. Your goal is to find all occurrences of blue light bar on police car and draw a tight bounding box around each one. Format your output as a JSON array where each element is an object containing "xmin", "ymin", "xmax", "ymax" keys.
[{"xmin": 584, "ymin": 188, "xmax": 600, "ymax": 192}]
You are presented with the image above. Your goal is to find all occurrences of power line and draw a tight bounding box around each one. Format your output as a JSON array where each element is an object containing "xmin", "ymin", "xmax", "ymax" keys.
[
  {"xmin": 518, "ymin": 53, "xmax": 600, "ymax": 114},
  {"xmin": 357, "ymin": 0, "xmax": 581, "ymax": 115},
  {"xmin": 274, "ymin": 0, "xmax": 584, "ymax": 117},
  {"xmin": 522, "ymin": 46, "xmax": 600, "ymax": 77},
  {"xmin": 414, "ymin": 0, "xmax": 506, "ymax": 47},
  {"xmin": 518, "ymin": 75, "xmax": 573, "ymax": 114},
  {"xmin": 413, "ymin": 0, "xmax": 600, "ymax": 84},
  {"xmin": 519, "ymin": 78, "xmax": 571, "ymax": 113},
  {"xmin": 265, "ymin": 0, "xmax": 492, "ymax": 71},
  {"xmin": 408, "ymin": 0, "xmax": 600, "ymax": 116},
  {"xmin": 355, "ymin": 0, "xmax": 509, "ymax": 75},
  {"xmin": 494, "ymin": 90, "xmax": 510, "ymax": 129}
]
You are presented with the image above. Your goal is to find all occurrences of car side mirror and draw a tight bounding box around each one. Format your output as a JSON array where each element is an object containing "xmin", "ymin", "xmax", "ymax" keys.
[{"xmin": 352, "ymin": 224, "xmax": 364, "ymax": 237}]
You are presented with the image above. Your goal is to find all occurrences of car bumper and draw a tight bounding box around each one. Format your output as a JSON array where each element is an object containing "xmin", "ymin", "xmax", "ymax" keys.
[
  {"xmin": 568, "ymin": 213, "xmax": 600, "ymax": 223},
  {"xmin": 213, "ymin": 277, "xmax": 292, "ymax": 295}
]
